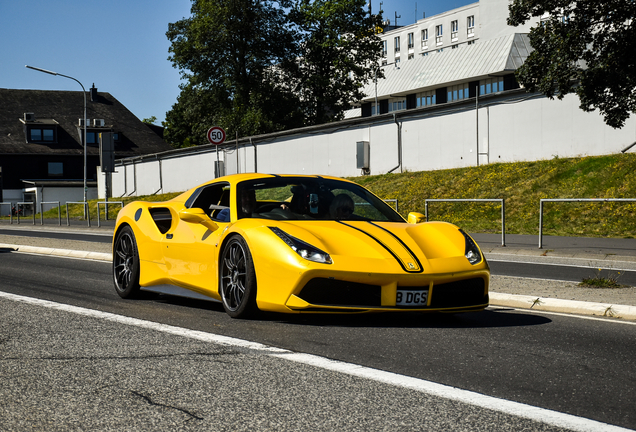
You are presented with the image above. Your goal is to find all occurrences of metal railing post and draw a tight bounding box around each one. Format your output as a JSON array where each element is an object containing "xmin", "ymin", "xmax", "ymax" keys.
[
  {"xmin": 97, "ymin": 201, "xmax": 125, "ymax": 227},
  {"xmin": 17, "ymin": 202, "xmax": 35, "ymax": 225},
  {"xmin": 65, "ymin": 201, "xmax": 91, "ymax": 227},
  {"xmin": 425, "ymin": 198, "xmax": 506, "ymax": 246},
  {"xmin": 538, "ymin": 198, "xmax": 636, "ymax": 249},
  {"xmin": 501, "ymin": 199, "xmax": 506, "ymax": 247},
  {"xmin": 539, "ymin": 200, "xmax": 544, "ymax": 249},
  {"xmin": 40, "ymin": 201, "xmax": 62, "ymax": 226},
  {"xmin": 0, "ymin": 202, "xmax": 13, "ymax": 224}
]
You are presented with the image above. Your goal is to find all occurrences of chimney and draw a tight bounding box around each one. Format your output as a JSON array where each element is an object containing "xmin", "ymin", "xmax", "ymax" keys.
[{"xmin": 90, "ymin": 83, "xmax": 98, "ymax": 101}]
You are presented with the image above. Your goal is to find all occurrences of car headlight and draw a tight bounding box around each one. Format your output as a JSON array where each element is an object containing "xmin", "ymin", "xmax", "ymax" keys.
[
  {"xmin": 269, "ymin": 227, "xmax": 332, "ymax": 264},
  {"xmin": 460, "ymin": 229, "xmax": 482, "ymax": 265}
]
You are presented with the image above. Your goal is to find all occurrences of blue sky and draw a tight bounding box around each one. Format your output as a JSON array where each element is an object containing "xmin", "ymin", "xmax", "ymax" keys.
[{"xmin": 1, "ymin": 0, "xmax": 473, "ymax": 125}]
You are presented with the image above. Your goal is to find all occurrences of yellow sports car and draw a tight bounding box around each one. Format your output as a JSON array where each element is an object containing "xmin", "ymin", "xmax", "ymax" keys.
[{"xmin": 112, "ymin": 173, "xmax": 489, "ymax": 318}]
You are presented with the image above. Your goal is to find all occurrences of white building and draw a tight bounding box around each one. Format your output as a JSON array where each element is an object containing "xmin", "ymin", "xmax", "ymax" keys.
[{"xmin": 351, "ymin": 0, "xmax": 534, "ymax": 117}]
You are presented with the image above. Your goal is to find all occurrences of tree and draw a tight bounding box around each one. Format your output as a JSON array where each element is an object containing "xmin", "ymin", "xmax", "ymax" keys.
[
  {"xmin": 165, "ymin": 0, "xmax": 303, "ymax": 147},
  {"xmin": 288, "ymin": 0, "xmax": 384, "ymax": 125},
  {"xmin": 508, "ymin": 1, "xmax": 636, "ymax": 128},
  {"xmin": 142, "ymin": 116, "xmax": 157, "ymax": 125}
]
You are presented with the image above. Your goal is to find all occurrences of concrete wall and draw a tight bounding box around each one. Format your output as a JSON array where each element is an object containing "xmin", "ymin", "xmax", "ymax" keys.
[{"xmin": 104, "ymin": 90, "xmax": 636, "ymax": 199}]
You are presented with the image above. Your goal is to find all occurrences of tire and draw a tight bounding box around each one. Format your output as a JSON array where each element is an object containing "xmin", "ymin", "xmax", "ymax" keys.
[
  {"xmin": 220, "ymin": 235, "xmax": 258, "ymax": 318},
  {"xmin": 113, "ymin": 225, "xmax": 141, "ymax": 299}
]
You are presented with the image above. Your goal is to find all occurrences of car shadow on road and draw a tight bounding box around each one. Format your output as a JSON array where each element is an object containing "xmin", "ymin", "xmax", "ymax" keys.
[
  {"xmin": 263, "ymin": 307, "xmax": 551, "ymax": 329},
  {"xmin": 136, "ymin": 294, "xmax": 551, "ymax": 329}
]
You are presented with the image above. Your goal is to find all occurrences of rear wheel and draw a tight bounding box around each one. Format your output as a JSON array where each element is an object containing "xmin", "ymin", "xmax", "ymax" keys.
[
  {"xmin": 113, "ymin": 225, "xmax": 141, "ymax": 298},
  {"xmin": 220, "ymin": 236, "xmax": 257, "ymax": 318}
]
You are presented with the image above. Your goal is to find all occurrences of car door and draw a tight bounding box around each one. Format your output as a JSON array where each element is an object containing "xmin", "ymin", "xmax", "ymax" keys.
[{"xmin": 161, "ymin": 182, "xmax": 231, "ymax": 296}]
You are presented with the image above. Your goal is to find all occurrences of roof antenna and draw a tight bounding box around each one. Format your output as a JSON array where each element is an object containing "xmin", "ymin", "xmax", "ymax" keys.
[{"xmin": 395, "ymin": 11, "xmax": 401, "ymax": 27}]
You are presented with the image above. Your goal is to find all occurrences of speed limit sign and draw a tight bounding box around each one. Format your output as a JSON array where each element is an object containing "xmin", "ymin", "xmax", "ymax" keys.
[{"xmin": 207, "ymin": 126, "xmax": 226, "ymax": 145}]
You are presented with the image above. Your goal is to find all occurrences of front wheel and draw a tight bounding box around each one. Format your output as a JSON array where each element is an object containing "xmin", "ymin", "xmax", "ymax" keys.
[
  {"xmin": 220, "ymin": 236, "xmax": 258, "ymax": 318},
  {"xmin": 113, "ymin": 225, "xmax": 141, "ymax": 298}
]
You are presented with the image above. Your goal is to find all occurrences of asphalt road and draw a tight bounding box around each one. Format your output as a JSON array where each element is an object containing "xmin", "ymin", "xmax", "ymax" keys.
[
  {"xmin": 489, "ymin": 260, "xmax": 636, "ymax": 286},
  {"xmin": 1, "ymin": 251, "xmax": 635, "ymax": 431},
  {"xmin": 0, "ymin": 228, "xmax": 111, "ymax": 244}
]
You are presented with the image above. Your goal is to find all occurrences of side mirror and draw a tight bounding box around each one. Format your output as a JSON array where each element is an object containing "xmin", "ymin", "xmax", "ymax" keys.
[
  {"xmin": 179, "ymin": 208, "xmax": 219, "ymax": 232},
  {"xmin": 408, "ymin": 212, "xmax": 426, "ymax": 224}
]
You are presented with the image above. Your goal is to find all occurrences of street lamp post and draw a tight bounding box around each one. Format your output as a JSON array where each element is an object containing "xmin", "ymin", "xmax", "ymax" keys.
[{"xmin": 25, "ymin": 65, "xmax": 87, "ymax": 217}]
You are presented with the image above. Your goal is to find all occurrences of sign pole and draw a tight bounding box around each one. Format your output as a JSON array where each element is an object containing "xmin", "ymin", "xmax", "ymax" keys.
[{"xmin": 207, "ymin": 126, "xmax": 226, "ymax": 178}]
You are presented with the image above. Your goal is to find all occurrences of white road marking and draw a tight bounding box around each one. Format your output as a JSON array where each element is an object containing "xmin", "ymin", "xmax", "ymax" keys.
[{"xmin": 0, "ymin": 290, "xmax": 632, "ymax": 432}]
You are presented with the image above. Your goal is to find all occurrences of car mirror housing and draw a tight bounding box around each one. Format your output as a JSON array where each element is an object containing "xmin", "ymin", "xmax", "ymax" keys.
[
  {"xmin": 408, "ymin": 212, "xmax": 426, "ymax": 224},
  {"xmin": 179, "ymin": 208, "xmax": 219, "ymax": 232}
]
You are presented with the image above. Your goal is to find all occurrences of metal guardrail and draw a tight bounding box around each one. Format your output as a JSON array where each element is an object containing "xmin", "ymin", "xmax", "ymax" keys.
[
  {"xmin": 539, "ymin": 198, "xmax": 636, "ymax": 248},
  {"xmin": 384, "ymin": 199, "xmax": 398, "ymax": 213},
  {"xmin": 40, "ymin": 201, "xmax": 61, "ymax": 226},
  {"xmin": 96, "ymin": 201, "xmax": 124, "ymax": 227},
  {"xmin": 17, "ymin": 202, "xmax": 36, "ymax": 225},
  {"xmin": 425, "ymin": 199, "xmax": 506, "ymax": 247},
  {"xmin": 66, "ymin": 202, "xmax": 91, "ymax": 227}
]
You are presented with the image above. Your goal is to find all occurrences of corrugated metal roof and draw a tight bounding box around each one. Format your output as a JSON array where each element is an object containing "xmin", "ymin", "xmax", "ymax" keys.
[{"xmin": 362, "ymin": 33, "xmax": 532, "ymax": 102}]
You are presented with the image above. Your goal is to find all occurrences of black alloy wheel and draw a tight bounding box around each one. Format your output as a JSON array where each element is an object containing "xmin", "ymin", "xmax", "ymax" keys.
[
  {"xmin": 113, "ymin": 225, "xmax": 141, "ymax": 298},
  {"xmin": 220, "ymin": 235, "xmax": 257, "ymax": 318}
]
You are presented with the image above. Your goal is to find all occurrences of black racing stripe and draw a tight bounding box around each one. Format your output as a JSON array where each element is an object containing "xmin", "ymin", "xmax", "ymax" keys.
[
  {"xmin": 368, "ymin": 221, "xmax": 423, "ymax": 272},
  {"xmin": 337, "ymin": 221, "xmax": 421, "ymax": 273}
]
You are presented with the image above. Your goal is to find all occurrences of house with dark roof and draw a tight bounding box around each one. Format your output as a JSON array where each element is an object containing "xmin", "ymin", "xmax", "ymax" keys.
[{"xmin": 0, "ymin": 87, "xmax": 171, "ymax": 215}]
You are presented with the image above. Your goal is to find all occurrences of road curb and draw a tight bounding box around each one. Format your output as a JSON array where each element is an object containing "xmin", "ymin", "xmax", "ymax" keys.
[
  {"xmin": 0, "ymin": 243, "xmax": 112, "ymax": 262},
  {"xmin": 490, "ymin": 292, "xmax": 636, "ymax": 321}
]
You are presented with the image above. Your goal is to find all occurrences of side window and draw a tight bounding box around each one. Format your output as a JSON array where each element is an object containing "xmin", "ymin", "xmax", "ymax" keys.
[{"xmin": 188, "ymin": 183, "xmax": 231, "ymax": 222}]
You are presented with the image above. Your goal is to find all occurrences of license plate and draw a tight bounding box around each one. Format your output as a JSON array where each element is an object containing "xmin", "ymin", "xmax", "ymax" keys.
[{"xmin": 396, "ymin": 290, "xmax": 428, "ymax": 307}]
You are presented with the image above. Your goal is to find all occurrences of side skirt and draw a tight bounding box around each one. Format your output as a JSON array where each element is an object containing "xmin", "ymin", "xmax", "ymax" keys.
[{"xmin": 140, "ymin": 284, "xmax": 221, "ymax": 303}]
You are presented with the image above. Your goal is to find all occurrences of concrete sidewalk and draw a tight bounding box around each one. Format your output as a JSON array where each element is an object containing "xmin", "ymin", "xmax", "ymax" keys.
[{"xmin": 1, "ymin": 222, "xmax": 635, "ymax": 320}]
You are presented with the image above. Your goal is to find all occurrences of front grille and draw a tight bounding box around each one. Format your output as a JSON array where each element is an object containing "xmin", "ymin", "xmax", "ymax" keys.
[
  {"xmin": 430, "ymin": 278, "xmax": 487, "ymax": 308},
  {"xmin": 298, "ymin": 278, "xmax": 382, "ymax": 307}
]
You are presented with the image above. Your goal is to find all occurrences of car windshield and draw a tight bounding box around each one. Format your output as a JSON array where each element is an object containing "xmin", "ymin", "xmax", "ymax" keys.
[{"xmin": 236, "ymin": 177, "xmax": 404, "ymax": 222}]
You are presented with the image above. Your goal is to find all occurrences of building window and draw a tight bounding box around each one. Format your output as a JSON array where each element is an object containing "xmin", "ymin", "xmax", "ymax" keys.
[
  {"xmin": 28, "ymin": 127, "xmax": 56, "ymax": 143},
  {"xmin": 435, "ymin": 25, "xmax": 443, "ymax": 45},
  {"xmin": 479, "ymin": 77, "xmax": 505, "ymax": 95},
  {"xmin": 48, "ymin": 162, "xmax": 63, "ymax": 177},
  {"xmin": 394, "ymin": 36, "xmax": 400, "ymax": 53},
  {"xmin": 451, "ymin": 20, "xmax": 458, "ymax": 42},
  {"xmin": 447, "ymin": 83, "xmax": 469, "ymax": 102},
  {"xmin": 408, "ymin": 53, "xmax": 414, "ymax": 60},
  {"xmin": 382, "ymin": 40, "xmax": 387, "ymax": 56},
  {"xmin": 416, "ymin": 90, "xmax": 436, "ymax": 107},
  {"xmin": 452, "ymin": 44, "xmax": 459, "ymax": 49},
  {"xmin": 467, "ymin": 15, "xmax": 475, "ymax": 37},
  {"xmin": 421, "ymin": 29, "xmax": 428, "ymax": 49},
  {"xmin": 408, "ymin": 32, "xmax": 414, "ymax": 49},
  {"xmin": 468, "ymin": 40, "xmax": 475, "ymax": 45},
  {"xmin": 86, "ymin": 132, "xmax": 97, "ymax": 144},
  {"xmin": 421, "ymin": 52, "xmax": 429, "ymax": 57},
  {"xmin": 388, "ymin": 98, "xmax": 406, "ymax": 112}
]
